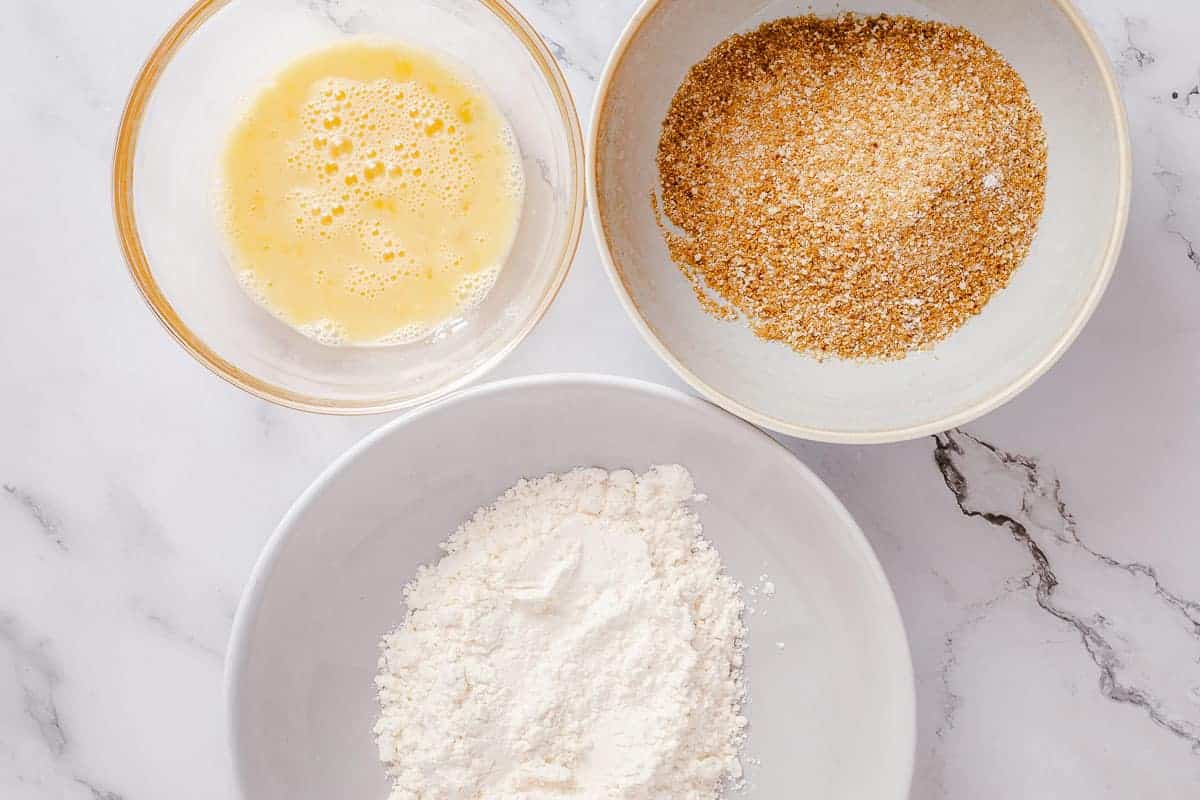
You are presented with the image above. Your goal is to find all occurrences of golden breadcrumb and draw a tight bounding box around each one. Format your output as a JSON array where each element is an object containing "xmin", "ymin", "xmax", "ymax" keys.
[{"xmin": 656, "ymin": 14, "xmax": 1048, "ymax": 360}]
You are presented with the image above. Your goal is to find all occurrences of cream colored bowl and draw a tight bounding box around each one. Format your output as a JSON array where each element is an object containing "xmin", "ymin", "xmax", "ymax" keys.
[
  {"xmin": 227, "ymin": 375, "xmax": 915, "ymax": 799},
  {"xmin": 589, "ymin": 0, "xmax": 1130, "ymax": 443}
]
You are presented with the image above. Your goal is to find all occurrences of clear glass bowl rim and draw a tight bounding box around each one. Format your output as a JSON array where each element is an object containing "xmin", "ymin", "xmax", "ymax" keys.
[{"xmin": 112, "ymin": 0, "xmax": 586, "ymax": 414}]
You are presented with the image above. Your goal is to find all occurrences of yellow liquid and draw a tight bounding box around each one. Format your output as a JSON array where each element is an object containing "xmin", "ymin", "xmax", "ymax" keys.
[{"xmin": 218, "ymin": 42, "xmax": 523, "ymax": 345}]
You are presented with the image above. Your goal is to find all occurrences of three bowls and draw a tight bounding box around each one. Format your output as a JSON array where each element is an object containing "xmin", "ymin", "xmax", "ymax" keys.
[{"xmin": 111, "ymin": 3, "xmax": 1134, "ymax": 799}]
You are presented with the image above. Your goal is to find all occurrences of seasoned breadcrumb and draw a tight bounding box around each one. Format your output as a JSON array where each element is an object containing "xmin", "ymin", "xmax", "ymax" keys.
[{"xmin": 656, "ymin": 14, "xmax": 1047, "ymax": 360}]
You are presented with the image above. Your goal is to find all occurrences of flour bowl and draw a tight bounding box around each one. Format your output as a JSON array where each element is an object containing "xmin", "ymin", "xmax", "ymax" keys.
[
  {"xmin": 226, "ymin": 374, "xmax": 915, "ymax": 799},
  {"xmin": 589, "ymin": 0, "xmax": 1130, "ymax": 443},
  {"xmin": 115, "ymin": 0, "xmax": 584, "ymax": 413}
]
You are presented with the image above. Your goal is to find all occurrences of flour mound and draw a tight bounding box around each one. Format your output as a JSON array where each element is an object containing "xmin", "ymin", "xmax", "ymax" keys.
[{"xmin": 374, "ymin": 465, "xmax": 747, "ymax": 800}]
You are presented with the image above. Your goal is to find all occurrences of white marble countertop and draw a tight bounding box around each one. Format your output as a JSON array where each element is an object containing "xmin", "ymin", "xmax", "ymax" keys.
[{"xmin": 2, "ymin": 0, "xmax": 1198, "ymax": 797}]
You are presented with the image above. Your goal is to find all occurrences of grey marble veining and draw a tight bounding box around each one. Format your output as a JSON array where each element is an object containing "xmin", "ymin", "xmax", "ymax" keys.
[
  {"xmin": 1, "ymin": 0, "xmax": 1197, "ymax": 798},
  {"xmin": 933, "ymin": 430, "xmax": 1200, "ymax": 749},
  {"xmin": 3, "ymin": 485, "xmax": 68, "ymax": 551}
]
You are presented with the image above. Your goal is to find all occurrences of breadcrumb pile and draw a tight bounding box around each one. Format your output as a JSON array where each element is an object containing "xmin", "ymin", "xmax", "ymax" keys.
[{"xmin": 656, "ymin": 14, "xmax": 1047, "ymax": 359}]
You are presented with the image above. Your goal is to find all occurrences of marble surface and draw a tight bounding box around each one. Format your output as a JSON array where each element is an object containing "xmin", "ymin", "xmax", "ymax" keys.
[{"xmin": 1, "ymin": 0, "xmax": 1198, "ymax": 797}]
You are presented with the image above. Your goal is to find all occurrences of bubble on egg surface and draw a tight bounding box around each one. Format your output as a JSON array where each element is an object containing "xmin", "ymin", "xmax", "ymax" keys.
[
  {"xmin": 454, "ymin": 266, "xmax": 500, "ymax": 312},
  {"xmin": 236, "ymin": 270, "xmax": 269, "ymax": 305},
  {"xmin": 375, "ymin": 321, "xmax": 435, "ymax": 346},
  {"xmin": 218, "ymin": 43, "xmax": 524, "ymax": 346},
  {"xmin": 292, "ymin": 76, "xmax": 481, "ymax": 217},
  {"xmin": 297, "ymin": 318, "xmax": 349, "ymax": 346}
]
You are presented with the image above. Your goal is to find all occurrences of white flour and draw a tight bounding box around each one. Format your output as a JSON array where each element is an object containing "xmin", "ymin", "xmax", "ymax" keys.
[{"xmin": 374, "ymin": 465, "xmax": 747, "ymax": 800}]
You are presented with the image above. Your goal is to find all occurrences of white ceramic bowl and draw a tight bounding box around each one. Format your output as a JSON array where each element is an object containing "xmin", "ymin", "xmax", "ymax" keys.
[
  {"xmin": 589, "ymin": 0, "xmax": 1130, "ymax": 443},
  {"xmin": 115, "ymin": 0, "xmax": 584, "ymax": 413},
  {"xmin": 226, "ymin": 375, "xmax": 915, "ymax": 799}
]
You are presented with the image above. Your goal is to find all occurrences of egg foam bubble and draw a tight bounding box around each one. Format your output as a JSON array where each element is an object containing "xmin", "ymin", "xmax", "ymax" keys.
[{"xmin": 217, "ymin": 41, "xmax": 524, "ymax": 346}]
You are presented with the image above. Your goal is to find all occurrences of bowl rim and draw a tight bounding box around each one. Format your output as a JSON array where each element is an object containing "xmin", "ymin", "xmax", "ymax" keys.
[
  {"xmin": 112, "ymin": 0, "xmax": 586, "ymax": 415},
  {"xmin": 223, "ymin": 372, "xmax": 916, "ymax": 799},
  {"xmin": 587, "ymin": 0, "xmax": 1132, "ymax": 444}
]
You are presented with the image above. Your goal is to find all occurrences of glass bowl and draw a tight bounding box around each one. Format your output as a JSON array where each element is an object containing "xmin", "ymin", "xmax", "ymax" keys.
[{"xmin": 114, "ymin": 0, "xmax": 584, "ymax": 413}]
